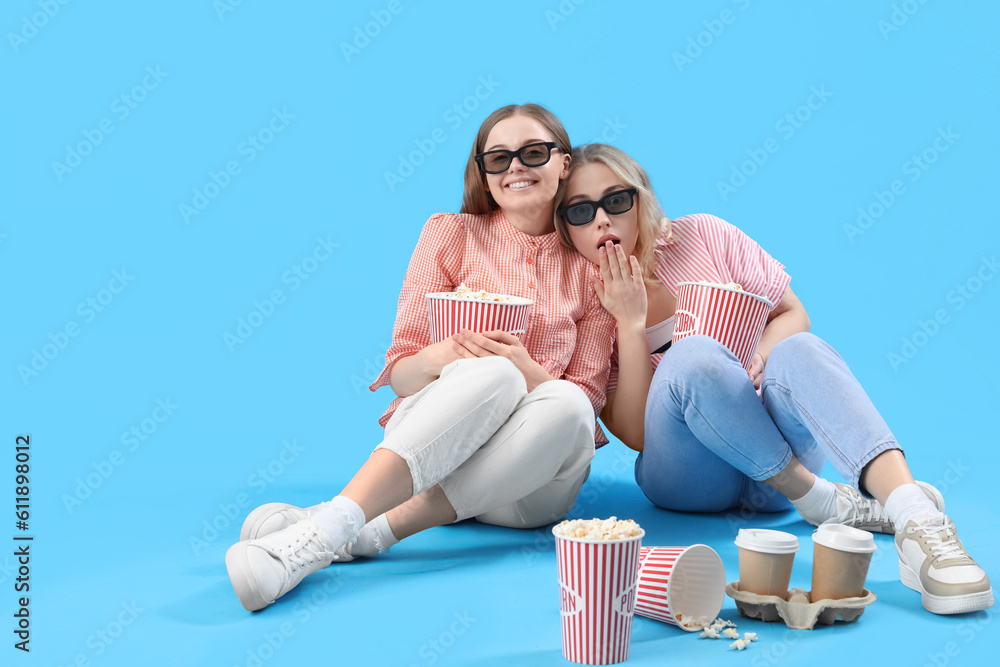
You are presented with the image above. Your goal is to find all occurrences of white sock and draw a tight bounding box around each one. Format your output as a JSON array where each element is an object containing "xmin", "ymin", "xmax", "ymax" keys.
[
  {"xmin": 789, "ymin": 477, "xmax": 838, "ymax": 526},
  {"xmin": 351, "ymin": 513, "xmax": 399, "ymax": 557},
  {"xmin": 885, "ymin": 483, "xmax": 940, "ymax": 531},
  {"xmin": 310, "ymin": 496, "xmax": 365, "ymax": 550}
]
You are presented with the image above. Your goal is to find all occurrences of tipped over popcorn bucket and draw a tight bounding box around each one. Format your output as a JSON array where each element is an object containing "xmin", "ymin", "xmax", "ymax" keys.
[
  {"xmin": 554, "ymin": 526, "xmax": 645, "ymax": 664},
  {"xmin": 635, "ymin": 545, "xmax": 727, "ymax": 630},
  {"xmin": 426, "ymin": 292, "xmax": 533, "ymax": 344},
  {"xmin": 672, "ymin": 282, "xmax": 773, "ymax": 371}
]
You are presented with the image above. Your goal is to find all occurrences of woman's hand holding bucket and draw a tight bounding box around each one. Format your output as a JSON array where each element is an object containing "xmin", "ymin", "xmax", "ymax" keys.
[
  {"xmin": 452, "ymin": 329, "xmax": 554, "ymax": 392},
  {"xmin": 747, "ymin": 351, "xmax": 764, "ymax": 389}
]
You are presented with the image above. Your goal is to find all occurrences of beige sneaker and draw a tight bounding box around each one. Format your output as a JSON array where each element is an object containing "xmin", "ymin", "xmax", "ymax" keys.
[
  {"xmin": 240, "ymin": 502, "xmax": 356, "ymax": 562},
  {"xmin": 226, "ymin": 519, "xmax": 338, "ymax": 611},
  {"xmin": 823, "ymin": 481, "xmax": 944, "ymax": 534},
  {"xmin": 895, "ymin": 513, "xmax": 994, "ymax": 614}
]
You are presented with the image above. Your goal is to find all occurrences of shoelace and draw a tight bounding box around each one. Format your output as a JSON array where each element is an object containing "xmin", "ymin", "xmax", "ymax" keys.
[
  {"xmin": 279, "ymin": 524, "xmax": 332, "ymax": 574},
  {"xmin": 838, "ymin": 488, "xmax": 891, "ymax": 527},
  {"xmin": 911, "ymin": 519, "xmax": 966, "ymax": 563}
]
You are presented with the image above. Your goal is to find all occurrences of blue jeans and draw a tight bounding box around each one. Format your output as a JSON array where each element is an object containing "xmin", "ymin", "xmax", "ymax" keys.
[{"xmin": 635, "ymin": 333, "xmax": 900, "ymax": 513}]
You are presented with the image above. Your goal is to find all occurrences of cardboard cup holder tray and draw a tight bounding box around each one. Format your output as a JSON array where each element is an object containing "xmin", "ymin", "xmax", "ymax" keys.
[{"xmin": 726, "ymin": 581, "xmax": 876, "ymax": 630}]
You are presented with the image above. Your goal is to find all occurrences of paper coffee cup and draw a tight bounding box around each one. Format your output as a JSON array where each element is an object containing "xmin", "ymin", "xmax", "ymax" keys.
[
  {"xmin": 554, "ymin": 528, "xmax": 644, "ymax": 665},
  {"xmin": 810, "ymin": 524, "xmax": 876, "ymax": 601},
  {"xmin": 634, "ymin": 545, "xmax": 726, "ymax": 630},
  {"xmin": 734, "ymin": 529, "xmax": 799, "ymax": 597},
  {"xmin": 426, "ymin": 293, "xmax": 533, "ymax": 344},
  {"xmin": 672, "ymin": 282, "xmax": 773, "ymax": 371}
]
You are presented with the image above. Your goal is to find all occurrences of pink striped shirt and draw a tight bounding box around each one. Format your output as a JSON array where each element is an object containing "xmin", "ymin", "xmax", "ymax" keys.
[
  {"xmin": 607, "ymin": 213, "xmax": 791, "ymax": 392},
  {"xmin": 370, "ymin": 211, "xmax": 616, "ymax": 444}
]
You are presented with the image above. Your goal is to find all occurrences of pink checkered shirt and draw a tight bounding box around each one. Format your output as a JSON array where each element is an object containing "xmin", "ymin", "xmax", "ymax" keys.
[
  {"xmin": 370, "ymin": 211, "xmax": 616, "ymax": 445},
  {"xmin": 607, "ymin": 213, "xmax": 792, "ymax": 392}
]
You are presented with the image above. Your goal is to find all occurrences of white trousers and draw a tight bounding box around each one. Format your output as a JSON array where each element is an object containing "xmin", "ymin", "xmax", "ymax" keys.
[{"xmin": 377, "ymin": 356, "xmax": 595, "ymax": 528}]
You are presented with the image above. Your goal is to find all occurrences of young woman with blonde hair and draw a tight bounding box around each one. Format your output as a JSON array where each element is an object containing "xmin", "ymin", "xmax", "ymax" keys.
[{"xmin": 553, "ymin": 143, "xmax": 992, "ymax": 616}]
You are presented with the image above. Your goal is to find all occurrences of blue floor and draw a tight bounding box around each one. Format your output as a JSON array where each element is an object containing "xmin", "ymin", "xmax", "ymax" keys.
[
  {"xmin": 29, "ymin": 440, "xmax": 998, "ymax": 667},
  {"xmin": 5, "ymin": 2, "xmax": 999, "ymax": 665}
]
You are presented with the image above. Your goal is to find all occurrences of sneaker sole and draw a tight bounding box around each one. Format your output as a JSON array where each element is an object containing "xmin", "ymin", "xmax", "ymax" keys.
[
  {"xmin": 240, "ymin": 503, "xmax": 306, "ymax": 541},
  {"xmin": 899, "ymin": 558, "xmax": 994, "ymax": 614},
  {"xmin": 225, "ymin": 542, "xmax": 271, "ymax": 612}
]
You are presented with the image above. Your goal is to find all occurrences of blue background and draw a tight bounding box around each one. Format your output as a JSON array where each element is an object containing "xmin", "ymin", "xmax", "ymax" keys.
[{"xmin": 3, "ymin": 1, "xmax": 999, "ymax": 665}]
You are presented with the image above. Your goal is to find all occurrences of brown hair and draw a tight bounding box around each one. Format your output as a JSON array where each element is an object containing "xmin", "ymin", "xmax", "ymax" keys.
[
  {"xmin": 553, "ymin": 143, "xmax": 672, "ymax": 283},
  {"xmin": 460, "ymin": 104, "xmax": 572, "ymax": 214}
]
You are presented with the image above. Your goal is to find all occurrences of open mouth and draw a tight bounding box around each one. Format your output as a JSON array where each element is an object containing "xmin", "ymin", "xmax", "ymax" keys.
[
  {"xmin": 505, "ymin": 179, "xmax": 536, "ymax": 190},
  {"xmin": 596, "ymin": 235, "xmax": 621, "ymax": 250}
]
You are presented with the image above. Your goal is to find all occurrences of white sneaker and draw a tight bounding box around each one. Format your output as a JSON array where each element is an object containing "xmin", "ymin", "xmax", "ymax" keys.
[
  {"xmin": 226, "ymin": 519, "xmax": 338, "ymax": 611},
  {"xmin": 241, "ymin": 502, "xmax": 311, "ymax": 541},
  {"xmin": 823, "ymin": 481, "xmax": 945, "ymax": 534},
  {"xmin": 895, "ymin": 513, "xmax": 994, "ymax": 615},
  {"xmin": 241, "ymin": 502, "xmax": 356, "ymax": 562}
]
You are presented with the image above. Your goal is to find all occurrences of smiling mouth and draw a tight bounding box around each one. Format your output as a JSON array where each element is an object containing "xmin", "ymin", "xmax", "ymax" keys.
[{"xmin": 505, "ymin": 180, "xmax": 536, "ymax": 190}]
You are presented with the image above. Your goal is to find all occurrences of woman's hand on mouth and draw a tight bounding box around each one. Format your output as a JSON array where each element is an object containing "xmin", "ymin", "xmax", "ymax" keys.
[{"xmin": 592, "ymin": 240, "xmax": 646, "ymax": 330}]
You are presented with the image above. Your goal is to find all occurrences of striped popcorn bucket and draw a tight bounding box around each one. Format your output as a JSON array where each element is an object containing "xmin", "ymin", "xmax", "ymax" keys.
[
  {"xmin": 554, "ymin": 529, "xmax": 645, "ymax": 665},
  {"xmin": 635, "ymin": 545, "xmax": 726, "ymax": 630},
  {"xmin": 672, "ymin": 282, "xmax": 773, "ymax": 371},
  {"xmin": 425, "ymin": 293, "xmax": 533, "ymax": 344}
]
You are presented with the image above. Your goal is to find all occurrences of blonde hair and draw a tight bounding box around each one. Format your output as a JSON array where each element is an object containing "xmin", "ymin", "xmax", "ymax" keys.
[
  {"xmin": 554, "ymin": 143, "xmax": 672, "ymax": 282},
  {"xmin": 460, "ymin": 104, "xmax": 572, "ymax": 214}
]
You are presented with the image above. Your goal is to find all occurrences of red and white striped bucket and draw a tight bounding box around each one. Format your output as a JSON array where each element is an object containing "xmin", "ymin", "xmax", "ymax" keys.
[
  {"xmin": 634, "ymin": 545, "xmax": 726, "ymax": 630},
  {"xmin": 425, "ymin": 293, "xmax": 533, "ymax": 344},
  {"xmin": 672, "ymin": 282, "xmax": 773, "ymax": 371},
  {"xmin": 553, "ymin": 529, "xmax": 645, "ymax": 665}
]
